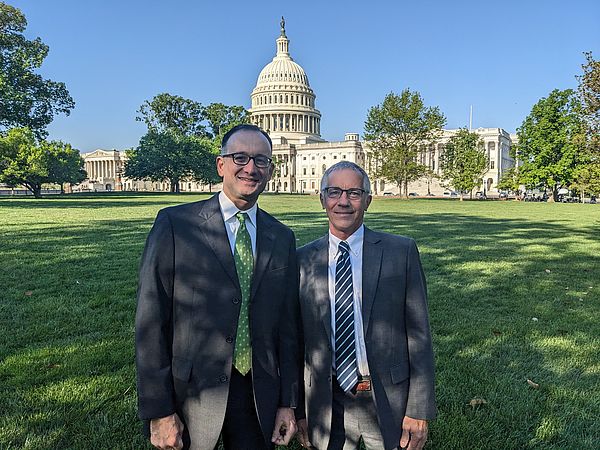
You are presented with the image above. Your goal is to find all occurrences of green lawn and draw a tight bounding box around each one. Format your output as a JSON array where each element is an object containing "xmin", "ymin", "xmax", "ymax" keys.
[{"xmin": 1, "ymin": 193, "xmax": 599, "ymax": 449}]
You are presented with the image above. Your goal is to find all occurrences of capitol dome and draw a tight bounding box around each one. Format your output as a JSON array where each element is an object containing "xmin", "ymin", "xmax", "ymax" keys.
[{"xmin": 249, "ymin": 18, "xmax": 322, "ymax": 144}]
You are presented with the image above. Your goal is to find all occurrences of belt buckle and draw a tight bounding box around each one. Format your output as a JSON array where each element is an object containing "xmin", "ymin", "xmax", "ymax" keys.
[{"xmin": 356, "ymin": 375, "xmax": 371, "ymax": 391}]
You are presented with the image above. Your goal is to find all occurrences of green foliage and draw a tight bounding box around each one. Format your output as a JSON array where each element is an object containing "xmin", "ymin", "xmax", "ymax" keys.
[
  {"xmin": 364, "ymin": 89, "xmax": 446, "ymax": 197},
  {"xmin": 124, "ymin": 130, "xmax": 215, "ymax": 193},
  {"xmin": 439, "ymin": 128, "xmax": 488, "ymax": 198},
  {"xmin": 572, "ymin": 163, "xmax": 600, "ymax": 196},
  {"xmin": 0, "ymin": 127, "xmax": 84, "ymax": 197},
  {"xmin": 496, "ymin": 166, "xmax": 521, "ymax": 194},
  {"xmin": 46, "ymin": 141, "xmax": 87, "ymax": 192},
  {"xmin": 130, "ymin": 94, "xmax": 248, "ymax": 189},
  {"xmin": 136, "ymin": 93, "xmax": 206, "ymax": 137},
  {"xmin": 516, "ymin": 89, "xmax": 587, "ymax": 201},
  {"xmin": 1, "ymin": 195, "xmax": 599, "ymax": 449},
  {"xmin": 0, "ymin": 2, "xmax": 74, "ymax": 137},
  {"xmin": 203, "ymin": 102, "xmax": 248, "ymax": 139},
  {"xmin": 577, "ymin": 52, "xmax": 600, "ymax": 137}
]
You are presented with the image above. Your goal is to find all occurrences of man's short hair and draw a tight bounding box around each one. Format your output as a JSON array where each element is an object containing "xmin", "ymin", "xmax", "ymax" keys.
[
  {"xmin": 220, "ymin": 124, "xmax": 272, "ymax": 154},
  {"xmin": 320, "ymin": 161, "xmax": 371, "ymax": 193}
]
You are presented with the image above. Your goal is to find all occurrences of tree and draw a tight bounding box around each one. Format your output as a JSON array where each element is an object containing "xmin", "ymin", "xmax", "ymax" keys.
[
  {"xmin": 136, "ymin": 93, "xmax": 205, "ymax": 136},
  {"xmin": 46, "ymin": 141, "xmax": 86, "ymax": 193},
  {"xmin": 439, "ymin": 128, "xmax": 488, "ymax": 200},
  {"xmin": 124, "ymin": 130, "xmax": 214, "ymax": 193},
  {"xmin": 577, "ymin": 52, "xmax": 600, "ymax": 140},
  {"xmin": 515, "ymin": 89, "xmax": 586, "ymax": 202},
  {"xmin": 0, "ymin": 3, "xmax": 74, "ymax": 137},
  {"xmin": 203, "ymin": 103, "xmax": 248, "ymax": 139},
  {"xmin": 0, "ymin": 127, "xmax": 85, "ymax": 197},
  {"xmin": 574, "ymin": 52, "xmax": 600, "ymax": 200},
  {"xmin": 129, "ymin": 94, "xmax": 248, "ymax": 191},
  {"xmin": 572, "ymin": 164, "xmax": 600, "ymax": 198},
  {"xmin": 364, "ymin": 89, "xmax": 446, "ymax": 197},
  {"xmin": 496, "ymin": 167, "xmax": 521, "ymax": 197}
]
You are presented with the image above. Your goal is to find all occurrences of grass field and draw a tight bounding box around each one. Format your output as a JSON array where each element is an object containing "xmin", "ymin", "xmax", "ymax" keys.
[{"xmin": 1, "ymin": 193, "xmax": 599, "ymax": 449}]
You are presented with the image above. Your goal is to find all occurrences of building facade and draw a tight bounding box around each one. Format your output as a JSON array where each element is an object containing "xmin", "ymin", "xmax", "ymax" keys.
[
  {"xmin": 80, "ymin": 19, "xmax": 515, "ymax": 196},
  {"xmin": 249, "ymin": 20, "xmax": 516, "ymax": 196}
]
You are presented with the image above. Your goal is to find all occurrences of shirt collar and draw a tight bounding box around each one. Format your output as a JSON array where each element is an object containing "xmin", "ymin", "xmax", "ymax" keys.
[
  {"xmin": 329, "ymin": 225, "xmax": 364, "ymax": 258},
  {"xmin": 218, "ymin": 191, "xmax": 258, "ymax": 227}
]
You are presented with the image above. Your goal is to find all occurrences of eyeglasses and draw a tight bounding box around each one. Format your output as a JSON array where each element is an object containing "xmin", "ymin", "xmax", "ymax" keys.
[
  {"xmin": 322, "ymin": 187, "xmax": 366, "ymax": 200},
  {"xmin": 221, "ymin": 152, "xmax": 273, "ymax": 168}
]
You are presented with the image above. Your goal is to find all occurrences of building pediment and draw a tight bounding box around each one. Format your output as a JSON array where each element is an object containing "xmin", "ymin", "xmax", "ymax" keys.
[{"xmin": 84, "ymin": 149, "xmax": 117, "ymax": 159}]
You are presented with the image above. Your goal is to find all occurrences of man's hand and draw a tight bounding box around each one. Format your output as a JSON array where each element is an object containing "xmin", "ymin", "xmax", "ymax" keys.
[
  {"xmin": 295, "ymin": 418, "xmax": 312, "ymax": 448},
  {"xmin": 150, "ymin": 413, "xmax": 184, "ymax": 450},
  {"xmin": 271, "ymin": 407, "xmax": 297, "ymax": 446},
  {"xmin": 399, "ymin": 416, "xmax": 428, "ymax": 450}
]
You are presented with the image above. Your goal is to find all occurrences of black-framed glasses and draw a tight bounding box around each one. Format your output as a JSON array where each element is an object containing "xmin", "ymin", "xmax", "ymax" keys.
[
  {"xmin": 322, "ymin": 187, "xmax": 366, "ymax": 200},
  {"xmin": 222, "ymin": 152, "xmax": 273, "ymax": 168}
]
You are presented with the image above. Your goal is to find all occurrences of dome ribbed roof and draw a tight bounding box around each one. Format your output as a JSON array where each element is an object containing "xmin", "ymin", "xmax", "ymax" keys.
[
  {"xmin": 256, "ymin": 59, "xmax": 309, "ymax": 86},
  {"xmin": 253, "ymin": 20, "xmax": 311, "ymax": 89}
]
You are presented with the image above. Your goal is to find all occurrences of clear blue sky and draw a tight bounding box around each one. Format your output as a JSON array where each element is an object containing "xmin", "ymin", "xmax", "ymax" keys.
[{"xmin": 10, "ymin": 0, "xmax": 600, "ymax": 152}]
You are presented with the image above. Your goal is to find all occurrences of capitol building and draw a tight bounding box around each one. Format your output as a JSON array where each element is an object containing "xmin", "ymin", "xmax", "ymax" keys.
[{"xmin": 80, "ymin": 20, "xmax": 515, "ymax": 196}]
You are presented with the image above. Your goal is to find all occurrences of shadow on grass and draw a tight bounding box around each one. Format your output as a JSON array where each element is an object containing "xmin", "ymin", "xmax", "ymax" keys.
[{"xmin": 1, "ymin": 207, "xmax": 599, "ymax": 448}]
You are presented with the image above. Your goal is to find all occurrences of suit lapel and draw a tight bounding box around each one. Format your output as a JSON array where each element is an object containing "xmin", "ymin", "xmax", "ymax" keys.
[
  {"xmin": 251, "ymin": 208, "xmax": 275, "ymax": 300},
  {"xmin": 196, "ymin": 195, "xmax": 240, "ymax": 289},
  {"xmin": 311, "ymin": 236, "xmax": 332, "ymax": 343},
  {"xmin": 362, "ymin": 227, "xmax": 382, "ymax": 335}
]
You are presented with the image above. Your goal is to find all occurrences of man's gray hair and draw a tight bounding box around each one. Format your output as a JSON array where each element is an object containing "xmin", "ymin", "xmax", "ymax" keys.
[{"xmin": 320, "ymin": 161, "xmax": 371, "ymax": 193}]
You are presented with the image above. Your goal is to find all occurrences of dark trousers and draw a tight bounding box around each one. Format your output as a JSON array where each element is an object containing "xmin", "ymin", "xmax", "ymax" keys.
[
  {"xmin": 219, "ymin": 367, "xmax": 271, "ymax": 450},
  {"xmin": 327, "ymin": 377, "xmax": 388, "ymax": 450}
]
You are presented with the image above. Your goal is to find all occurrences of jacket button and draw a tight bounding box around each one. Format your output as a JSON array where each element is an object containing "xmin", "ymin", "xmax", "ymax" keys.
[
  {"xmin": 219, "ymin": 375, "xmax": 228, "ymax": 383},
  {"xmin": 226, "ymin": 335, "xmax": 234, "ymax": 343},
  {"xmin": 232, "ymin": 298, "xmax": 240, "ymax": 304}
]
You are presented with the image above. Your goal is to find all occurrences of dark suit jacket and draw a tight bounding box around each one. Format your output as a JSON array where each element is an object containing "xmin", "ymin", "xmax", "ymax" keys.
[
  {"xmin": 135, "ymin": 194, "xmax": 300, "ymax": 450},
  {"xmin": 297, "ymin": 227, "xmax": 435, "ymax": 450}
]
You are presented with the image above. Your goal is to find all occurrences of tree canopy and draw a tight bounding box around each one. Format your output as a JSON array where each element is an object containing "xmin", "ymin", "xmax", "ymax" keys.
[
  {"xmin": 0, "ymin": 127, "xmax": 85, "ymax": 197},
  {"xmin": 439, "ymin": 128, "xmax": 488, "ymax": 199},
  {"xmin": 515, "ymin": 89, "xmax": 586, "ymax": 201},
  {"xmin": 573, "ymin": 52, "xmax": 600, "ymax": 199},
  {"xmin": 124, "ymin": 130, "xmax": 214, "ymax": 192},
  {"xmin": 364, "ymin": 89, "xmax": 446, "ymax": 197},
  {"xmin": 0, "ymin": 2, "xmax": 74, "ymax": 137},
  {"xmin": 127, "ymin": 93, "xmax": 248, "ymax": 191},
  {"xmin": 136, "ymin": 93, "xmax": 206, "ymax": 136}
]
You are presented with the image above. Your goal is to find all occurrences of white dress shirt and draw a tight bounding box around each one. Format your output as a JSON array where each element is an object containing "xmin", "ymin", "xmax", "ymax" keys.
[
  {"xmin": 218, "ymin": 191, "xmax": 258, "ymax": 259},
  {"xmin": 328, "ymin": 225, "xmax": 370, "ymax": 377}
]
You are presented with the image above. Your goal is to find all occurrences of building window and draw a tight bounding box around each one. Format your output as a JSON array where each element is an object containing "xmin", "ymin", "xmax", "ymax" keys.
[
  {"xmin": 334, "ymin": 155, "xmax": 338, "ymax": 159},
  {"xmin": 311, "ymin": 168, "xmax": 315, "ymax": 175},
  {"xmin": 490, "ymin": 161, "xmax": 495, "ymax": 169},
  {"xmin": 342, "ymin": 155, "xmax": 346, "ymax": 159},
  {"xmin": 303, "ymin": 168, "xmax": 307, "ymax": 175},
  {"xmin": 303, "ymin": 156, "xmax": 307, "ymax": 160}
]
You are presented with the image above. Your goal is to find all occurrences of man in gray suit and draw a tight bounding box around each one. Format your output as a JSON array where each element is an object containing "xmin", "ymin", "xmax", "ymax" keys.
[
  {"xmin": 296, "ymin": 161, "xmax": 435, "ymax": 450},
  {"xmin": 136, "ymin": 124, "xmax": 300, "ymax": 450}
]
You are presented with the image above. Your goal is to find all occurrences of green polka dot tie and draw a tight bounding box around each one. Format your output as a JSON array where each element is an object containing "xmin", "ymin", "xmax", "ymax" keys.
[{"xmin": 233, "ymin": 212, "xmax": 253, "ymax": 375}]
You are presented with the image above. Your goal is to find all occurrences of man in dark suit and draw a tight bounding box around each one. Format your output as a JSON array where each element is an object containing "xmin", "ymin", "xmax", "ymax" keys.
[
  {"xmin": 296, "ymin": 161, "xmax": 435, "ymax": 450},
  {"xmin": 135, "ymin": 124, "xmax": 300, "ymax": 450}
]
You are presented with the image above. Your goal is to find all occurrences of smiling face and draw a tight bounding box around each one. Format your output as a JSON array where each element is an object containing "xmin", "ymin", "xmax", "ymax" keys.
[
  {"xmin": 216, "ymin": 129, "xmax": 274, "ymax": 210},
  {"xmin": 320, "ymin": 168, "xmax": 372, "ymax": 240}
]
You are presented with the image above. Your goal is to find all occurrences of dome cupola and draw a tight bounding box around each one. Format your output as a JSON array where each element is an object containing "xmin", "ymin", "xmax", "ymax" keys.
[{"xmin": 249, "ymin": 17, "xmax": 322, "ymax": 144}]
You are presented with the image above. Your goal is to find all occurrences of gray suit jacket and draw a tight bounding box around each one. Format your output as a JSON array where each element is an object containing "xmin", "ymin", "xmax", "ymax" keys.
[
  {"xmin": 297, "ymin": 227, "xmax": 435, "ymax": 450},
  {"xmin": 135, "ymin": 194, "xmax": 300, "ymax": 450}
]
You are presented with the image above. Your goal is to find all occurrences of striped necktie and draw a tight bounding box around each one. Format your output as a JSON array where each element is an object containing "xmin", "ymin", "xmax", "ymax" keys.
[
  {"xmin": 335, "ymin": 240, "xmax": 358, "ymax": 392},
  {"xmin": 233, "ymin": 212, "xmax": 253, "ymax": 375}
]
